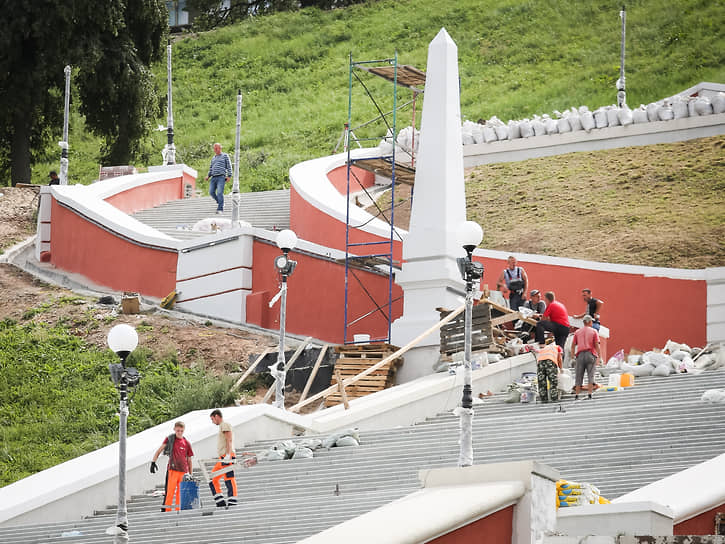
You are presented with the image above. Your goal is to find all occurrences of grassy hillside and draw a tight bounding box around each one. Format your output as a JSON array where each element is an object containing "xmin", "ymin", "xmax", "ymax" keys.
[{"xmin": 31, "ymin": 0, "xmax": 724, "ymax": 190}]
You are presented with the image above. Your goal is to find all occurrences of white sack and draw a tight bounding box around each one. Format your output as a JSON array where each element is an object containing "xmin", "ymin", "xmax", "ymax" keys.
[
  {"xmin": 531, "ymin": 118, "xmax": 546, "ymax": 136},
  {"xmin": 618, "ymin": 106, "xmax": 634, "ymax": 126},
  {"xmin": 519, "ymin": 119, "xmax": 534, "ymax": 138},
  {"xmin": 657, "ymin": 105, "xmax": 674, "ymax": 121},
  {"xmin": 652, "ymin": 364, "xmax": 671, "ymax": 377},
  {"xmin": 606, "ymin": 107, "xmax": 621, "ymax": 127},
  {"xmin": 694, "ymin": 96, "xmax": 713, "ymax": 115},
  {"xmin": 483, "ymin": 125, "xmax": 498, "ymax": 143},
  {"xmin": 702, "ymin": 389, "xmax": 725, "ymax": 403},
  {"xmin": 712, "ymin": 92, "xmax": 725, "ymax": 114},
  {"xmin": 672, "ymin": 97, "xmax": 689, "ymax": 119},
  {"xmin": 544, "ymin": 117, "xmax": 559, "ymax": 135},
  {"xmin": 632, "ymin": 106, "xmax": 649, "ymax": 124},
  {"xmin": 594, "ymin": 108, "xmax": 609, "ymax": 128},
  {"xmin": 557, "ymin": 117, "xmax": 572, "ymax": 133},
  {"xmin": 580, "ymin": 111, "xmax": 595, "ymax": 132},
  {"xmin": 495, "ymin": 124, "xmax": 509, "ymax": 140},
  {"xmin": 646, "ymin": 102, "xmax": 661, "ymax": 122},
  {"xmin": 508, "ymin": 120, "xmax": 521, "ymax": 139}
]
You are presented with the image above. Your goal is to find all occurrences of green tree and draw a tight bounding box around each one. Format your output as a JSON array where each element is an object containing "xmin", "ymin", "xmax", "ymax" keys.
[{"xmin": 0, "ymin": 0, "xmax": 167, "ymax": 186}]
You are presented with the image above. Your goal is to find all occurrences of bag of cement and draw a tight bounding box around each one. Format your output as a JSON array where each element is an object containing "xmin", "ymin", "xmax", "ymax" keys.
[
  {"xmin": 594, "ymin": 108, "xmax": 609, "ymax": 128},
  {"xmin": 544, "ymin": 116, "xmax": 558, "ymax": 135},
  {"xmin": 334, "ymin": 436, "xmax": 359, "ymax": 447},
  {"xmin": 322, "ymin": 428, "xmax": 360, "ymax": 449},
  {"xmin": 280, "ymin": 440, "xmax": 297, "ymax": 458},
  {"xmin": 623, "ymin": 362, "xmax": 655, "ymax": 377},
  {"xmin": 702, "ymin": 389, "xmax": 725, "ymax": 403},
  {"xmin": 688, "ymin": 98, "xmax": 698, "ymax": 117},
  {"xmin": 618, "ymin": 106, "xmax": 634, "ymax": 126},
  {"xmin": 646, "ymin": 102, "xmax": 661, "ymax": 122},
  {"xmin": 657, "ymin": 104, "xmax": 674, "ymax": 121},
  {"xmin": 712, "ymin": 92, "xmax": 725, "ymax": 114},
  {"xmin": 664, "ymin": 339, "xmax": 690, "ymax": 354},
  {"xmin": 652, "ymin": 364, "xmax": 671, "ymax": 377},
  {"xmin": 580, "ymin": 110, "xmax": 595, "ymax": 132},
  {"xmin": 670, "ymin": 349, "xmax": 690, "ymax": 361},
  {"xmin": 291, "ymin": 446, "xmax": 314, "ymax": 459},
  {"xmin": 642, "ymin": 351, "xmax": 676, "ymax": 370},
  {"xmin": 507, "ymin": 120, "xmax": 521, "ymax": 139},
  {"xmin": 519, "ymin": 119, "xmax": 534, "ymax": 138},
  {"xmin": 557, "ymin": 117, "xmax": 572, "ymax": 133},
  {"xmin": 462, "ymin": 131, "xmax": 475, "ymax": 145},
  {"xmin": 671, "ymin": 96, "xmax": 689, "ymax": 119},
  {"xmin": 505, "ymin": 388, "xmax": 521, "ymax": 403},
  {"xmin": 482, "ymin": 125, "xmax": 498, "ymax": 143},
  {"xmin": 632, "ymin": 106, "xmax": 649, "ymax": 124},
  {"xmin": 694, "ymin": 96, "xmax": 713, "ymax": 116},
  {"xmin": 606, "ymin": 107, "xmax": 621, "ymax": 127},
  {"xmin": 531, "ymin": 117, "xmax": 546, "ymax": 136}
]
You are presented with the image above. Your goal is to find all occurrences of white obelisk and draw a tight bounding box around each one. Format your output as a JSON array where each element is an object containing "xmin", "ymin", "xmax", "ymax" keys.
[{"xmin": 391, "ymin": 28, "xmax": 468, "ymax": 382}]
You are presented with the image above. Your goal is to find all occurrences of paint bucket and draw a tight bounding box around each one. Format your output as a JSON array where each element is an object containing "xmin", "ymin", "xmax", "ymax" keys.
[
  {"xmin": 180, "ymin": 480, "xmax": 200, "ymax": 510},
  {"xmin": 608, "ymin": 374, "xmax": 621, "ymax": 388},
  {"xmin": 520, "ymin": 387, "xmax": 536, "ymax": 404}
]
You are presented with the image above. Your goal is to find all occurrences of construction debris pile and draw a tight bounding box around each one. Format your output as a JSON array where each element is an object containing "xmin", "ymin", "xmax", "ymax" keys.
[
  {"xmin": 260, "ymin": 428, "xmax": 360, "ymax": 461},
  {"xmin": 601, "ymin": 341, "xmax": 724, "ymax": 378},
  {"xmin": 460, "ymin": 91, "xmax": 725, "ymax": 144}
]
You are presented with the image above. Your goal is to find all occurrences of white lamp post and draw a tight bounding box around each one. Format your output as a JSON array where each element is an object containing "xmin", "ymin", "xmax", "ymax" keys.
[
  {"xmin": 455, "ymin": 221, "xmax": 484, "ymax": 467},
  {"xmin": 106, "ymin": 324, "xmax": 138, "ymax": 536},
  {"xmin": 270, "ymin": 229, "xmax": 298, "ymax": 409}
]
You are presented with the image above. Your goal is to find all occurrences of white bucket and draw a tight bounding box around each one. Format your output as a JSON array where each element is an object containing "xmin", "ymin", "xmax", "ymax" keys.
[{"xmin": 608, "ymin": 374, "xmax": 621, "ymax": 388}]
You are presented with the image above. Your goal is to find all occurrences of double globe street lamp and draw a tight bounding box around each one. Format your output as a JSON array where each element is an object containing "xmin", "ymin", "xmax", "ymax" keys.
[
  {"xmin": 270, "ymin": 229, "xmax": 298, "ymax": 410},
  {"xmin": 455, "ymin": 221, "xmax": 484, "ymax": 467},
  {"xmin": 106, "ymin": 324, "xmax": 139, "ymax": 536}
]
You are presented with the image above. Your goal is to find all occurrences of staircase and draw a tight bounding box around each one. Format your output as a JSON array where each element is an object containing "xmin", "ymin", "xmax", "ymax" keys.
[
  {"xmin": 2, "ymin": 370, "xmax": 724, "ymax": 543},
  {"xmin": 131, "ymin": 190, "xmax": 290, "ymax": 240}
]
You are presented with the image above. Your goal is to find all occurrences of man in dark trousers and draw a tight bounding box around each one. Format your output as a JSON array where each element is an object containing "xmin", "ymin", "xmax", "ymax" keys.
[
  {"xmin": 496, "ymin": 256, "xmax": 528, "ymax": 312},
  {"xmin": 573, "ymin": 288, "xmax": 604, "ymax": 331},
  {"xmin": 150, "ymin": 421, "xmax": 194, "ymax": 512},
  {"xmin": 535, "ymin": 291, "xmax": 570, "ymax": 349}
]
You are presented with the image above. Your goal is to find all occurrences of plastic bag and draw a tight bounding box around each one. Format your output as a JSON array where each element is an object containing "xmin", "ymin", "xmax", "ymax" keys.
[
  {"xmin": 702, "ymin": 389, "xmax": 725, "ymax": 403},
  {"xmin": 558, "ymin": 370, "xmax": 574, "ymax": 392}
]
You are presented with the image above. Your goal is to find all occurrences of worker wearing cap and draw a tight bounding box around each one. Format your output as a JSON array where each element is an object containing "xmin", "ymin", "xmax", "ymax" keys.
[{"xmin": 536, "ymin": 343, "xmax": 562, "ymax": 402}]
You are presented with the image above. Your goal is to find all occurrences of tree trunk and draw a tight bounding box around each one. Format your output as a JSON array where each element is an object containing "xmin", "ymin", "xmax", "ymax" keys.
[{"xmin": 10, "ymin": 110, "xmax": 32, "ymax": 186}]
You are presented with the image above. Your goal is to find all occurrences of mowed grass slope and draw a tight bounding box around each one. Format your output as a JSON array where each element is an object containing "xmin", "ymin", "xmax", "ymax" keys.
[{"xmin": 32, "ymin": 0, "xmax": 724, "ymax": 189}]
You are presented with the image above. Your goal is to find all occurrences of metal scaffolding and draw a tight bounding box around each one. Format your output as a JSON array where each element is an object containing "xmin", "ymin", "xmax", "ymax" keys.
[{"xmin": 342, "ymin": 52, "xmax": 425, "ymax": 344}]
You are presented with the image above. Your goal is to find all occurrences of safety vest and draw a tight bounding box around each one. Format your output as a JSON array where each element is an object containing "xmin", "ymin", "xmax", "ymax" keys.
[{"xmin": 537, "ymin": 344, "xmax": 559, "ymax": 363}]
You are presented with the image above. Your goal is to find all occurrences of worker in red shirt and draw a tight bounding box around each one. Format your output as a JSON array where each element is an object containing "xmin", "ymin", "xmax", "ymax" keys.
[
  {"xmin": 150, "ymin": 421, "xmax": 194, "ymax": 512},
  {"xmin": 534, "ymin": 291, "xmax": 570, "ymax": 349}
]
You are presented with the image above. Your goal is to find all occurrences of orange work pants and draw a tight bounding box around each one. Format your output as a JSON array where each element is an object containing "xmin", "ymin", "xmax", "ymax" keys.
[
  {"xmin": 210, "ymin": 457, "xmax": 237, "ymax": 507},
  {"xmin": 162, "ymin": 469, "xmax": 185, "ymax": 512}
]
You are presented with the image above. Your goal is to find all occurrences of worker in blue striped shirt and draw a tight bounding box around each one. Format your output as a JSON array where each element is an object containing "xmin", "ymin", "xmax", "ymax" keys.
[{"xmin": 205, "ymin": 143, "xmax": 233, "ymax": 214}]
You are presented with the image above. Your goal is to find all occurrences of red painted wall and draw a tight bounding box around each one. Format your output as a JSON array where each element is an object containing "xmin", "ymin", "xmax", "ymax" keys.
[
  {"xmin": 326, "ymin": 164, "xmax": 375, "ymax": 194},
  {"xmin": 246, "ymin": 239, "xmax": 403, "ymax": 344},
  {"xmin": 105, "ymin": 175, "xmax": 192, "ymax": 215},
  {"xmin": 428, "ymin": 505, "xmax": 514, "ymax": 543},
  {"xmin": 49, "ymin": 201, "xmax": 177, "ymax": 298},
  {"xmin": 674, "ymin": 503, "xmax": 725, "ymax": 535},
  {"xmin": 473, "ymin": 255, "xmax": 706, "ymax": 356}
]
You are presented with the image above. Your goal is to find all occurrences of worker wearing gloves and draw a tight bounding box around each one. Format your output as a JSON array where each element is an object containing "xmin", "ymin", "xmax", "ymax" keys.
[
  {"xmin": 209, "ymin": 409, "xmax": 237, "ymax": 507},
  {"xmin": 150, "ymin": 421, "xmax": 194, "ymax": 512}
]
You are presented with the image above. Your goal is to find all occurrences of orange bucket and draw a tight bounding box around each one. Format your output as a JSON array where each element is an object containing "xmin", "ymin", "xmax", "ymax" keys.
[{"xmin": 620, "ymin": 373, "xmax": 635, "ymax": 387}]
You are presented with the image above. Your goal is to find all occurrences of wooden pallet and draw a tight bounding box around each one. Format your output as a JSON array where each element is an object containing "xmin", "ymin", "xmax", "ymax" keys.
[{"xmin": 325, "ymin": 343, "xmax": 403, "ymax": 407}]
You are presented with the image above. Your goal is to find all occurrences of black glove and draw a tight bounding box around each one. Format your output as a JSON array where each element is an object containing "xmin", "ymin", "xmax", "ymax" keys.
[{"xmin": 150, "ymin": 461, "xmax": 158, "ymax": 474}]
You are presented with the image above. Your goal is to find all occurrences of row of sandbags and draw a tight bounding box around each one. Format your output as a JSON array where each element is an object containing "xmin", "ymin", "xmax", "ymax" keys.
[
  {"xmin": 601, "ymin": 341, "xmax": 724, "ymax": 378},
  {"xmin": 461, "ymin": 91, "xmax": 725, "ymax": 145},
  {"xmin": 261, "ymin": 428, "xmax": 361, "ymax": 461}
]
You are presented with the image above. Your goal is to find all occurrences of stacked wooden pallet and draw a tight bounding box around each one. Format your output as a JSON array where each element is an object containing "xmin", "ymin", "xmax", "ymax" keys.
[{"xmin": 325, "ymin": 343, "xmax": 403, "ymax": 407}]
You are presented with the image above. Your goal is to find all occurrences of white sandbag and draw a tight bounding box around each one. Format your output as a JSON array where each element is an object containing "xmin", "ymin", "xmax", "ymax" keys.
[
  {"xmin": 652, "ymin": 364, "xmax": 671, "ymax": 377},
  {"xmin": 694, "ymin": 96, "xmax": 713, "ymax": 116},
  {"xmin": 192, "ymin": 217, "xmax": 241, "ymax": 232},
  {"xmin": 580, "ymin": 111, "xmax": 595, "ymax": 132},
  {"xmin": 557, "ymin": 117, "xmax": 572, "ymax": 133},
  {"xmin": 606, "ymin": 107, "xmax": 621, "ymax": 127},
  {"xmin": 632, "ymin": 106, "xmax": 649, "ymax": 124},
  {"xmin": 264, "ymin": 449, "xmax": 286, "ymax": 461},
  {"xmin": 618, "ymin": 106, "xmax": 634, "ymax": 126},
  {"xmin": 621, "ymin": 361, "xmax": 655, "ymax": 377},
  {"xmin": 688, "ymin": 98, "xmax": 698, "ymax": 117},
  {"xmin": 482, "ymin": 125, "xmax": 498, "ymax": 143},
  {"xmin": 531, "ymin": 118, "xmax": 546, "ymax": 136},
  {"xmin": 495, "ymin": 124, "xmax": 509, "ymax": 140},
  {"xmin": 594, "ymin": 108, "xmax": 609, "ymax": 128},
  {"xmin": 567, "ymin": 109, "xmax": 583, "ymax": 131},
  {"xmin": 670, "ymin": 350, "xmax": 690, "ymax": 361},
  {"xmin": 702, "ymin": 389, "xmax": 725, "ymax": 403},
  {"xmin": 712, "ymin": 92, "xmax": 725, "ymax": 114},
  {"xmin": 462, "ymin": 132, "xmax": 475, "ymax": 145},
  {"xmin": 646, "ymin": 102, "xmax": 661, "ymax": 122},
  {"xmin": 519, "ymin": 119, "xmax": 534, "ymax": 138},
  {"xmin": 558, "ymin": 370, "xmax": 574, "ymax": 392},
  {"xmin": 335, "ymin": 436, "xmax": 360, "ymax": 447},
  {"xmin": 396, "ymin": 125, "xmax": 420, "ymax": 154},
  {"xmin": 508, "ymin": 120, "xmax": 521, "ymax": 139},
  {"xmin": 671, "ymin": 97, "xmax": 689, "ymax": 119},
  {"xmin": 544, "ymin": 117, "xmax": 559, "ymax": 135},
  {"xmin": 677, "ymin": 356, "xmax": 695, "ymax": 373},
  {"xmin": 657, "ymin": 105, "xmax": 674, "ymax": 121},
  {"xmin": 471, "ymin": 123, "xmax": 484, "ymax": 144},
  {"xmin": 291, "ymin": 446, "xmax": 314, "ymax": 459},
  {"xmin": 663, "ymin": 339, "xmax": 687, "ymax": 354}
]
